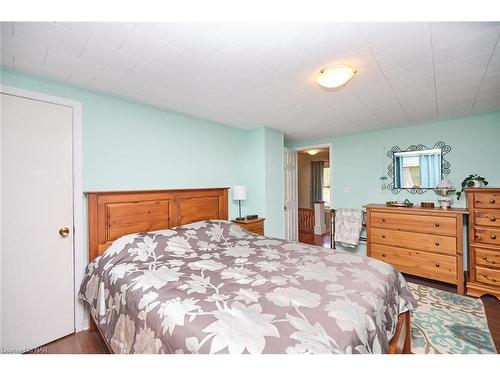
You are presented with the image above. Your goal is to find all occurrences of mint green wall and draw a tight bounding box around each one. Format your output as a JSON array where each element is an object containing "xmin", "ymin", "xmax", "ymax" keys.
[
  {"xmin": 287, "ymin": 112, "xmax": 500, "ymax": 255},
  {"xmin": 264, "ymin": 128, "xmax": 284, "ymax": 238},
  {"xmin": 244, "ymin": 127, "xmax": 284, "ymax": 238}
]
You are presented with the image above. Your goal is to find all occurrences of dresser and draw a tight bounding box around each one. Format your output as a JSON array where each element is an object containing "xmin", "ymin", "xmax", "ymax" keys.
[
  {"xmin": 231, "ymin": 217, "xmax": 265, "ymax": 235},
  {"xmin": 466, "ymin": 188, "xmax": 500, "ymax": 300},
  {"xmin": 365, "ymin": 204, "xmax": 468, "ymax": 294}
]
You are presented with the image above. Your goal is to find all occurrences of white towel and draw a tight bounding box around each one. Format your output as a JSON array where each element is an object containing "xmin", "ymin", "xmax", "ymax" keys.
[{"xmin": 334, "ymin": 208, "xmax": 363, "ymax": 248}]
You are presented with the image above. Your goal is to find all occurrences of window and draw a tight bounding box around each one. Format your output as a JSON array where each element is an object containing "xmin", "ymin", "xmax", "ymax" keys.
[{"xmin": 322, "ymin": 163, "xmax": 331, "ymax": 207}]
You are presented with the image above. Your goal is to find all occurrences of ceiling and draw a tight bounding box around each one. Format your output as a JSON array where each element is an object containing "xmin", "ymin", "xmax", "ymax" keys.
[{"xmin": 1, "ymin": 22, "xmax": 499, "ymax": 141}]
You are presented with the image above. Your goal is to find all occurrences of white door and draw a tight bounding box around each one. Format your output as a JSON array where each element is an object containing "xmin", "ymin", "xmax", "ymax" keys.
[
  {"xmin": 1, "ymin": 93, "xmax": 75, "ymax": 352},
  {"xmin": 283, "ymin": 148, "xmax": 298, "ymax": 241}
]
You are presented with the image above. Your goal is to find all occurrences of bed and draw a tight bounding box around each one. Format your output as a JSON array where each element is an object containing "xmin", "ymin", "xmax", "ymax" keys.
[{"xmin": 80, "ymin": 188, "xmax": 415, "ymax": 354}]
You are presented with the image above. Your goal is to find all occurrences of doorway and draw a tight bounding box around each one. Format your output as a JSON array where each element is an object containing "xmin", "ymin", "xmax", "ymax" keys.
[{"xmin": 296, "ymin": 145, "xmax": 332, "ymax": 247}]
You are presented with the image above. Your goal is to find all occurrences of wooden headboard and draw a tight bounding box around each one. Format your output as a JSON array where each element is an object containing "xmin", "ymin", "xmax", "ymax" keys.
[{"xmin": 86, "ymin": 188, "xmax": 229, "ymax": 261}]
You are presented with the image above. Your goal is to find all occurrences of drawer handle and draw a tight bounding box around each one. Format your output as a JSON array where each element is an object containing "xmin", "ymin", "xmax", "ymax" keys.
[
  {"xmin": 490, "ymin": 199, "xmax": 496, "ymax": 204},
  {"xmin": 435, "ymin": 263, "xmax": 440, "ymax": 268},
  {"xmin": 482, "ymin": 273, "xmax": 498, "ymax": 283},
  {"xmin": 381, "ymin": 219, "xmax": 386, "ymax": 222},
  {"xmin": 490, "ymin": 216, "xmax": 497, "ymax": 222},
  {"xmin": 435, "ymin": 223, "xmax": 440, "ymax": 227},
  {"xmin": 381, "ymin": 235, "xmax": 386, "ymax": 239},
  {"xmin": 481, "ymin": 256, "xmax": 497, "ymax": 265},
  {"xmin": 491, "ymin": 234, "xmax": 497, "ymax": 240},
  {"xmin": 434, "ymin": 241, "xmax": 440, "ymax": 246},
  {"xmin": 382, "ymin": 254, "xmax": 386, "ymax": 258}
]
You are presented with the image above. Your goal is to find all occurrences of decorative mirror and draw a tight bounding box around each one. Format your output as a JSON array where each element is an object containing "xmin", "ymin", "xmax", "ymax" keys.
[{"xmin": 387, "ymin": 141, "xmax": 451, "ymax": 194}]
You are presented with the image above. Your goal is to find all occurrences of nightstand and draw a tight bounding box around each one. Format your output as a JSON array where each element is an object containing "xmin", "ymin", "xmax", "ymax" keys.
[{"xmin": 231, "ymin": 217, "xmax": 265, "ymax": 235}]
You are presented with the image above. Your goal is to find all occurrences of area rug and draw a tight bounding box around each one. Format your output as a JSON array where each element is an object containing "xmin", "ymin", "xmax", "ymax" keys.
[{"xmin": 408, "ymin": 282, "xmax": 496, "ymax": 354}]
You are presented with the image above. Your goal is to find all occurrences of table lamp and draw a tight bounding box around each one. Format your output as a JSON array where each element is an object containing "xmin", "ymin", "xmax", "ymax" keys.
[
  {"xmin": 232, "ymin": 185, "xmax": 247, "ymax": 220},
  {"xmin": 435, "ymin": 179, "xmax": 456, "ymax": 209}
]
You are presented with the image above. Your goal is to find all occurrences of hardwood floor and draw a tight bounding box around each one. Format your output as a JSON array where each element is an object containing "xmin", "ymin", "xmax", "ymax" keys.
[
  {"xmin": 28, "ymin": 232, "xmax": 500, "ymax": 354},
  {"xmin": 298, "ymin": 230, "xmax": 331, "ymax": 248},
  {"xmin": 27, "ymin": 330, "xmax": 108, "ymax": 354}
]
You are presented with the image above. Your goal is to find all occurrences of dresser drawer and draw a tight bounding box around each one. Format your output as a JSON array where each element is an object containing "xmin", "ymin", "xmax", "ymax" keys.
[
  {"xmin": 474, "ymin": 210, "xmax": 500, "ymax": 227},
  {"xmin": 475, "ymin": 266, "xmax": 500, "ymax": 287},
  {"xmin": 370, "ymin": 211, "xmax": 456, "ymax": 236},
  {"xmin": 474, "ymin": 227, "xmax": 500, "ymax": 246},
  {"xmin": 473, "ymin": 192, "xmax": 500, "ymax": 209},
  {"xmin": 370, "ymin": 244, "xmax": 457, "ymax": 284},
  {"xmin": 474, "ymin": 248, "xmax": 500, "ymax": 269},
  {"xmin": 370, "ymin": 227, "xmax": 456, "ymax": 255}
]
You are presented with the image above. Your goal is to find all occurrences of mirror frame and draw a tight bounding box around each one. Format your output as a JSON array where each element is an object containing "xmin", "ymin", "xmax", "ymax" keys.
[{"xmin": 387, "ymin": 141, "xmax": 451, "ymax": 194}]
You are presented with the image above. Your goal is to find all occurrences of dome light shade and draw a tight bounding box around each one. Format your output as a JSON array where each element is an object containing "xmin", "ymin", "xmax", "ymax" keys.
[
  {"xmin": 307, "ymin": 149, "xmax": 319, "ymax": 155},
  {"xmin": 316, "ymin": 65, "xmax": 357, "ymax": 89}
]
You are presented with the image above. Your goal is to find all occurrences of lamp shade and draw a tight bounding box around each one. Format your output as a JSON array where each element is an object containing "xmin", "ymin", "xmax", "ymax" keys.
[
  {"xmin": 232, "ymin": 185, "xmax": 247, "ymax": 200},
  {"xmin": 436, "ymin": 179, "xmax": 455, "ymax": 191}
]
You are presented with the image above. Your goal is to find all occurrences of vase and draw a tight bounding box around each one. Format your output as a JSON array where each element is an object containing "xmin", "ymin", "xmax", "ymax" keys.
[{"xmin": 472, "ymin": 180, "xmax": 481, "ymax": 188}]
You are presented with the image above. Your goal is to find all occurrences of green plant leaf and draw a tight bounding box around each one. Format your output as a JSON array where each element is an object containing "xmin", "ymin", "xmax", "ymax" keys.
[
  {"xmin": 484, "ymin": 181, "xmax": 489, "ymax": 185},
  {"xmin": 467, "ymin": 181, "xmax": 475, "ymax": 187},
  {"xmin": 461, "ymin": 181, "xmax": 467, "ymax": 187}
]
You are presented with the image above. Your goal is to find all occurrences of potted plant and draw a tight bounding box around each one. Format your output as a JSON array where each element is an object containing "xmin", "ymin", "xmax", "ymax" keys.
[{"xmin": 456, "ymin": 174, "xmax": 489, "ymax": 200}]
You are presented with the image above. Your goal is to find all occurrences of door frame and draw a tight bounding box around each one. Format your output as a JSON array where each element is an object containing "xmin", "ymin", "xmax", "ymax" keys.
[
  {"xmin": 0, "ymin": 84, "xmax": 87, "ymax": 332},
  {"xmin": 291, "ymin": 143, "xmax": 334, "ymax": 234}
]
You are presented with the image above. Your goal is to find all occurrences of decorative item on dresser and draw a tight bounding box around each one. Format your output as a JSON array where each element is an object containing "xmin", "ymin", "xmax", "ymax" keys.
[
  {"xmin": 466, "ymin": 188, "xmax": 500, "ymax": 300},
  {"xmin": 365, "ymin": 204, "xmax": 468, "ymax": 294},
  {"xmin": 231, "ymin": 217, "xmax": 265, "ymax": 235}
]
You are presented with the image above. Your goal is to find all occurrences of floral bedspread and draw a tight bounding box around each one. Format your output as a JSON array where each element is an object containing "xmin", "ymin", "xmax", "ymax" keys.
[{"xmin": 80, "ymin": 220, "xmax": 415, "ymax": 354}]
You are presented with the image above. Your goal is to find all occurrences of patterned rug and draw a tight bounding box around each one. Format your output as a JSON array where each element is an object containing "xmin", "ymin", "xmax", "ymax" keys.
[{"xmin": 408, "ymin": 283, "xmax": 496, "ymax": 354}]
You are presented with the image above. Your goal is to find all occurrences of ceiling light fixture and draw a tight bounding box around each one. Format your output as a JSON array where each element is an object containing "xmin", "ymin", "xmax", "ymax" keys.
[
  {"xmin": 316, "ymin": 65, "xmax": 357, "ymax": 89},
  {"xmin": 307, "ymin": 149, "xmax": 319, "ymax": 156}
]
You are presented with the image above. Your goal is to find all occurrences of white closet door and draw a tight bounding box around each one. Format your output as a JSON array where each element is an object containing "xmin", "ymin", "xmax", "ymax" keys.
[
  {"xmin": 1, "ymin": 93, "xmax": 75, "ymax": 352},
  {"xmin": 283, "ymin": 148, "xmax": 298, "ymax": 241}
]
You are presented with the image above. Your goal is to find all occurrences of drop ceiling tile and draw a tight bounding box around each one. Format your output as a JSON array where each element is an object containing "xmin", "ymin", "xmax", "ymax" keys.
[
  {"xmin": 310, "ymin": 46, "xmax": 378, "ymax": 71},
  {"xmin": 475, "ymin": 72, "xmax": 500, "ymax": 99},
  {"xmin": 348, "ymin": 79, "xmax": 394, "ymax": 101},
  {"xmin": 433, "ymin": 27, "xmax": 499, "ymax": 65},
  {"xmin": 79, "ymin": 39, "xmax": 141, "ymax": 75},
  {"xmin": 14, "ymin": 22, "xmax": 88, "ymax": 57},
  {"xmin": 361, "ymin": 22, "xmax": 430, "ymax": 54},
  {"xmin": 133, "ymin": 22, "xmax": 172, "ymax": 39},
  {"xmin": 1, "ymin": 22, "xmax": 13, "ymax": 37},
  {"xmin": 384, "ymin": 58, "xmax": 434, "ymax": 85},
  {"xmin": 375, "ymin": 38, "xmax": 432, "ymax": 71},
  {"xmin": 407, "ymin": 111, "xmax": 438, "ymax": 124},
  {"xmin": 472, "ymin": 94, "xmax": 500, "ymax": 114},
  {"xmin": 392, "ymin": 78, "xmax": 436, "ymax": 104},
  {"xmin": 66, "ymin": 58, "xmax": 104, "ymax": 87},
  {"xmin": 298, "ymin": 23, "xmax": 367, "ymax": 59},
  {"xmin": 110, "ymin": 74, "xmax": 145, "ymax": 97},
  {"xmin": 357, "ymin": 23, "xmax": 385, "ymax": 32},
  {"xmin": 56, "ymin": 22, "xmax": 135, "ymax": 49},
  {"xmin": 431, "ymin": 22, "xmax": 500, "ymax": 50},
  {"xmin": 42, "ymin": 49, "xmax": 76, "ymax": 81},
  {"xmin": 347, "ymin": 66, "xmax": 386, "ymax": 90},
  {"xmin": 435, "ymin": 51, "xmax": 491, "ymax": 80},
  {"xmin": 162, "ymin": 23, "xmax": 230, "ymax": 60},
  {"xmin": 119, "ymin": 28, "xmax": 178, "ymax": 61},
  {"xmin": 1, "ymin": 33, "xmax": 47, "ymax": 73},
  {"xmin": 437, "ymin": 97, "xmax": 474, "ymax": 118}
]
